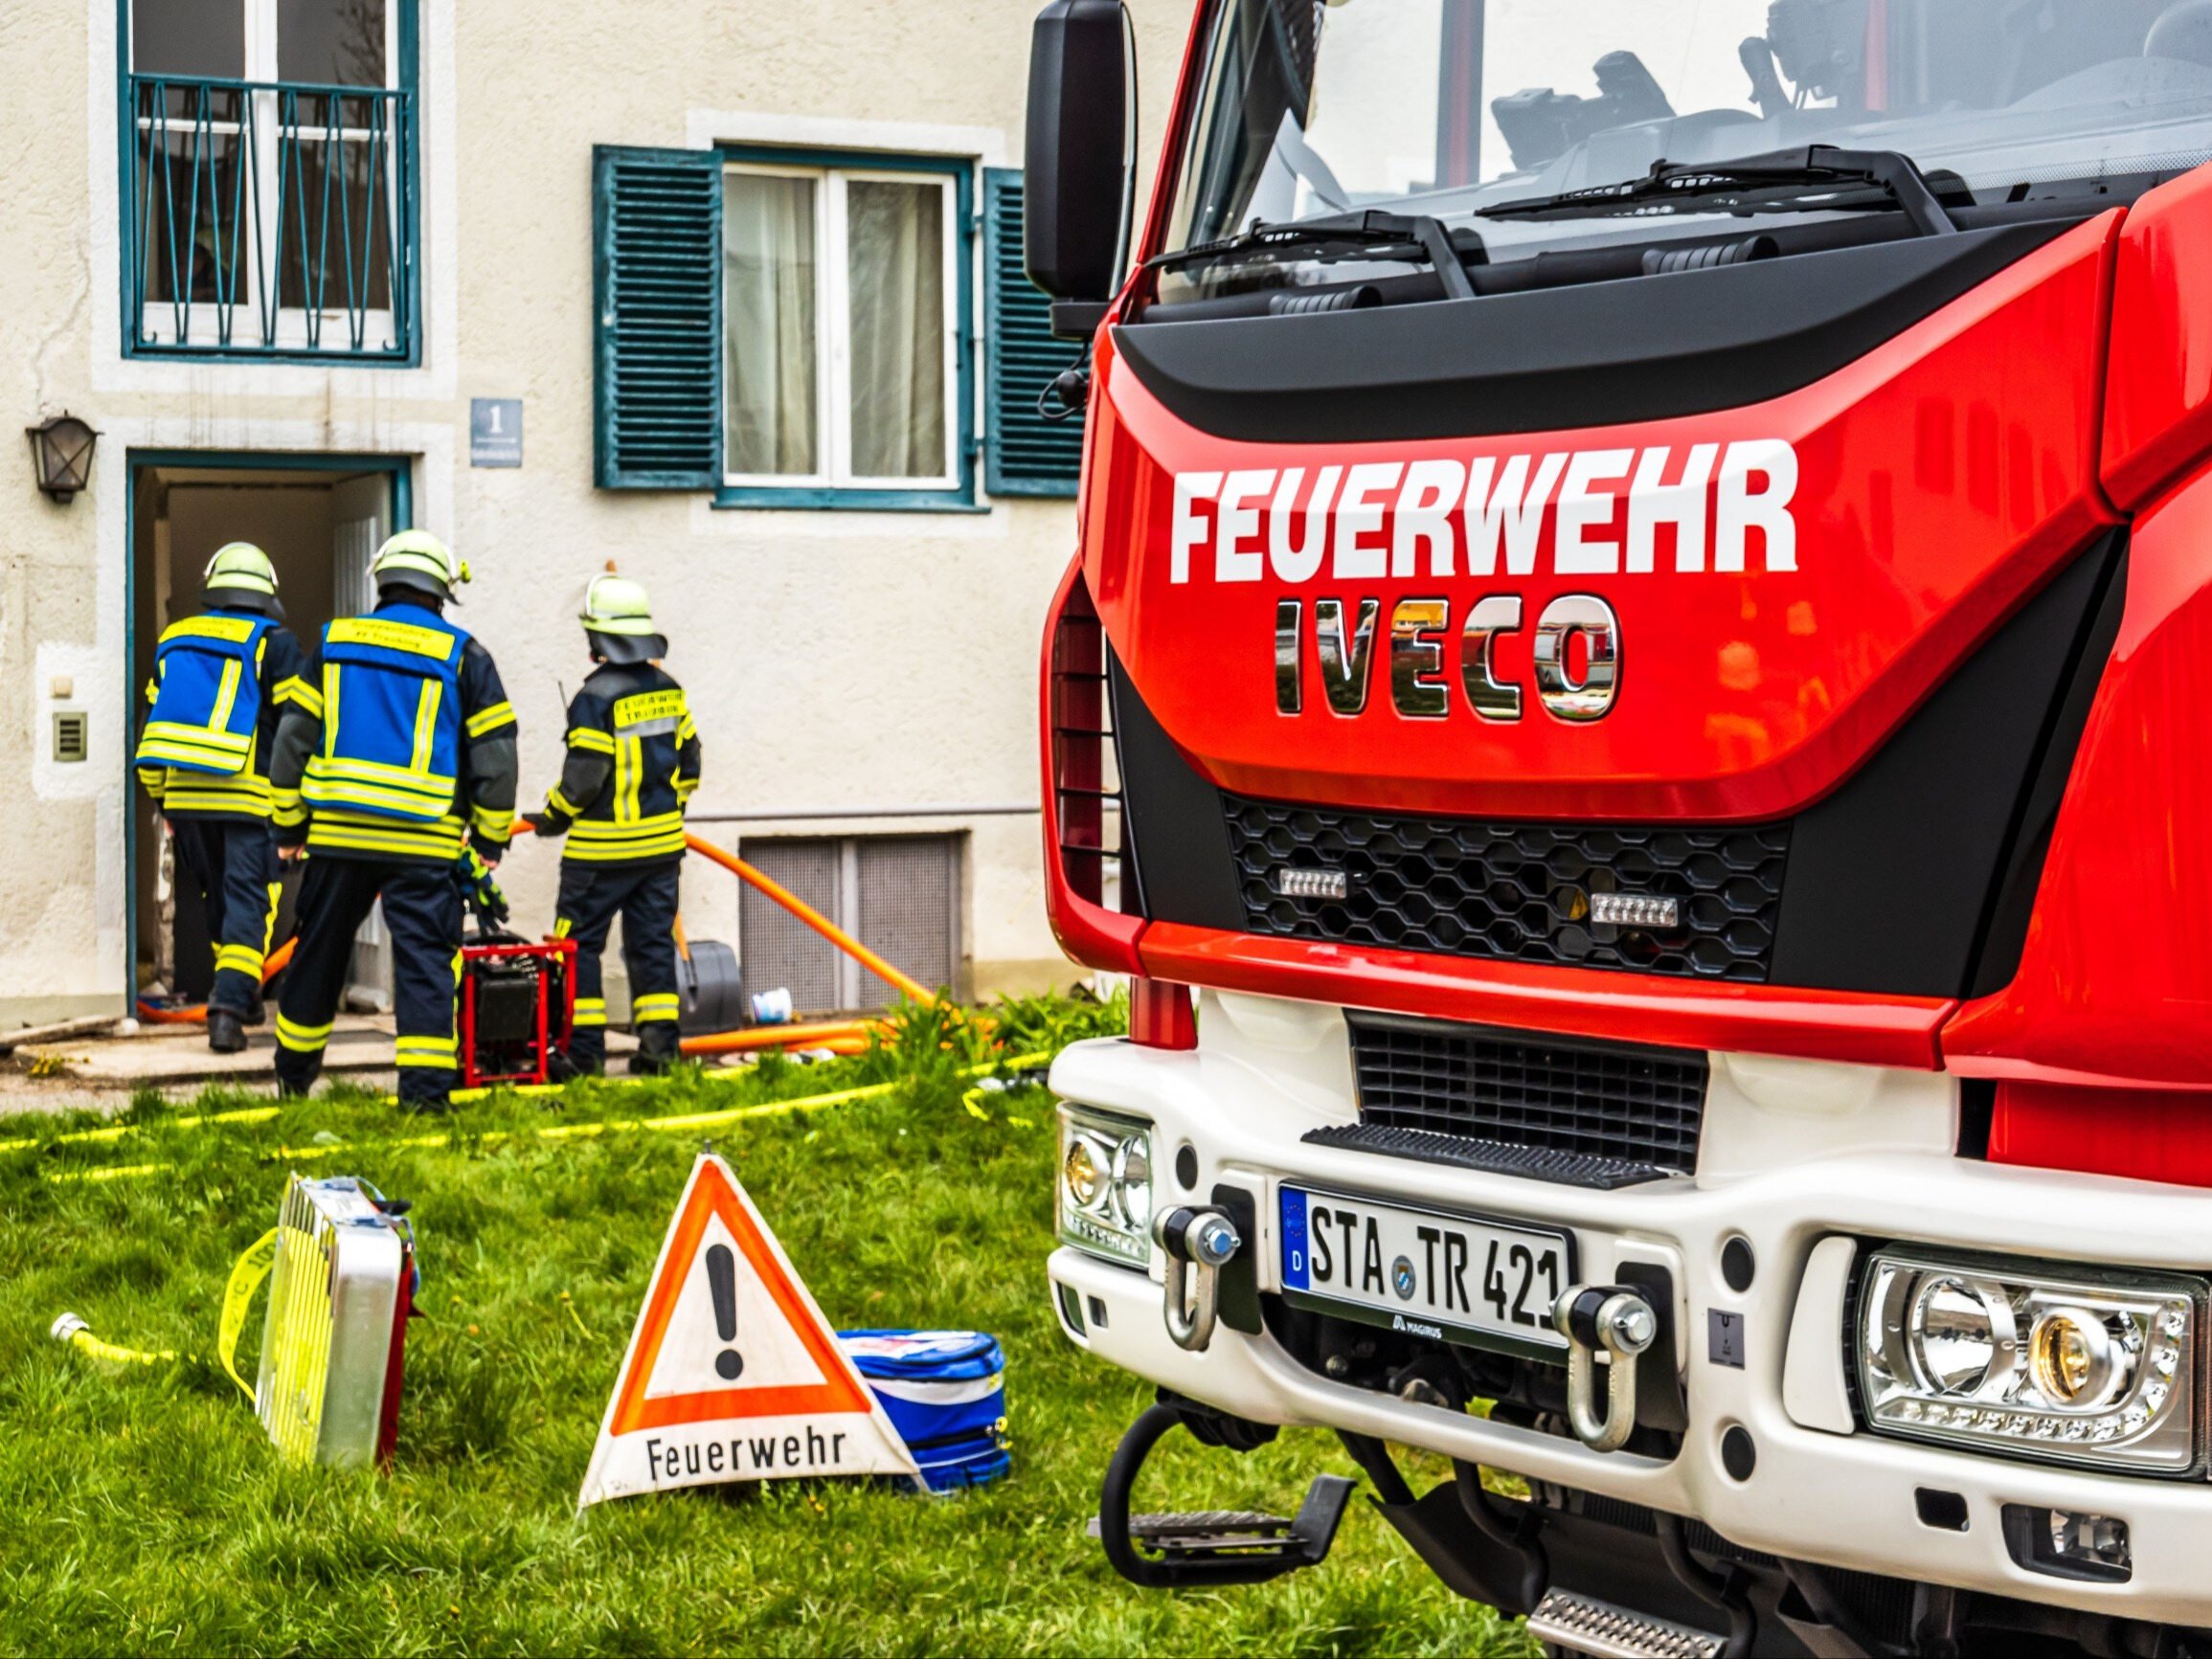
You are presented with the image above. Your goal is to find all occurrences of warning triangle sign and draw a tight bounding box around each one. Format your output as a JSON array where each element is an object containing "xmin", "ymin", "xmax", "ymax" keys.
[{"xmin": 577, "ymin": 1153, "xmax": 921, "ymax": 1509}]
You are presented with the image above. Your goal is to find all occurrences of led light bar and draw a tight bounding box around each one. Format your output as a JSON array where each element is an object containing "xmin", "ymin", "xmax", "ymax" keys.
[
  {"xmin": 1856, "ymin": 1249, "xmax": 2201, "ymax": 1475},
  {"xmin": 1590, "ymin": 892, "xmax": 1680, "ymax": 929},
  {"xmin": 1275, "ymin": 866, "xmax": 1348, "ymax": 902}
]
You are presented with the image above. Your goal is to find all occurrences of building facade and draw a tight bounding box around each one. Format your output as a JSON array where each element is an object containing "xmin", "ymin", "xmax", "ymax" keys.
[{"xmin": 3, "ymin": 0, "xmax": 1185, "ymax": 1028}]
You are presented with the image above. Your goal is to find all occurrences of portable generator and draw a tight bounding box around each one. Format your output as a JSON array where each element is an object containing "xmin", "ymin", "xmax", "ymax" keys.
[
  {"xmin": 258, "ymin": 1174, "xmax": 417, "ymax": 1468},
  {"xmin": 459, "ymin": 936, "xmax": 577, "ymax": 1087}
]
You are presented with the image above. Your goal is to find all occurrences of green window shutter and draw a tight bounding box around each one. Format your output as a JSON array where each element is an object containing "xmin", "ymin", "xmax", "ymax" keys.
[
  {"xmin": 594, "ymin": 146, "xmax": 723, "ymax": 489},
  {"xmin": 983, "ymin": 168, "xmax": 1083, "ymax": 499}
]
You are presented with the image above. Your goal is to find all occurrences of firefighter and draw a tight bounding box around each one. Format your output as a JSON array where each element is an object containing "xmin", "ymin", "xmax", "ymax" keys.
[
  {"xmin": 133, "ymin": 543, "xmax": 310, "ymax": 1054},
  {"xmin": 266, "ymin": 531, "xmax": 519, "ymax": 1110},
  {"xmin": 524, "ymin": 572, "xmax": 701, "ymax": 1076}
]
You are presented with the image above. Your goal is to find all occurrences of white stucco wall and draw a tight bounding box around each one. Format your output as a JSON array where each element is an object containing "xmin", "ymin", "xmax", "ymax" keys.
[{"xmin": 0, "ymin": 0, "xmax": 1193, "ymax": 1025}]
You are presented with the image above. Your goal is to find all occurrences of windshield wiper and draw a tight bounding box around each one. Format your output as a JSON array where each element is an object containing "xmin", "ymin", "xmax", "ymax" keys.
[
  {"xmin": 1146, "ymin": 209, "xmax": 1478, "ymax": 301},
  {"xmin": 1478, "ymin": 146, "xmax": 1957, "ymax": 238}
]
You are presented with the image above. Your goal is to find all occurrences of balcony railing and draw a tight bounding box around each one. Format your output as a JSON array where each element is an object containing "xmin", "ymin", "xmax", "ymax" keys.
[{"xmin": 124, "ymin": 74, "xmax": 417, "ymax": 362}]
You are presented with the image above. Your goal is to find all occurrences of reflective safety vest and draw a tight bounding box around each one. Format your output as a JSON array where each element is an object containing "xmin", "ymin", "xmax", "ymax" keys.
[
  {"xmin": 302, "ymin": 606, "xmax": 468, "ymax": 823},
  {"xmin": 134, "ymin": 614, "xmax": 278, "ymax": 776},
  {"xmin": 557, "ymin": 677, "xmax": 698, "ymax": 863}
]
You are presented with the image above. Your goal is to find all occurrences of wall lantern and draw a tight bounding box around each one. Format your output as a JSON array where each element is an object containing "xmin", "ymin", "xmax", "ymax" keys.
[{"xmin": 27, "ymin": 413, "xmax": 100, "ymax": 503}]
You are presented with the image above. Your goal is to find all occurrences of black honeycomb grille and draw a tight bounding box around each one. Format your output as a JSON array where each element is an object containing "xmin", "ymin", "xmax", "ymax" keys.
[
  {"xmin": 1223, "ymin": 795, "xmax": 1790, "ymax": 982},
  {"xmin": 1350, "ymin": 1015, "xmax": 1710, "ymax": 1176}
]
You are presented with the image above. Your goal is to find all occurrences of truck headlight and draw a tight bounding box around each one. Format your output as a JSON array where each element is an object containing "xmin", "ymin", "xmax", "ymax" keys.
[
  {"xmin": 1857, "ymin": 1249, "xmax": 2201, "ymax": 1474},
  {"xmin": 1057, "ymin": 1104, "xmax": 1152, "ymax": 1269}
]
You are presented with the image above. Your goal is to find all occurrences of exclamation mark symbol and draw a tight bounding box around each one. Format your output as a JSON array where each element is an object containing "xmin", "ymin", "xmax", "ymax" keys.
[{"xmin": 707, "ymin": 1243, "xmax": 743, "ymax": 1380}]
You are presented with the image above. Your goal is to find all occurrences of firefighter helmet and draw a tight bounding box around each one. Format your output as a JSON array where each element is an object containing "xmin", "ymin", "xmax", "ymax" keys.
[
  {"xmin": 202, "ymin": 541, "xmax": 279, "ymax": 596},
  {"xmin": 579, "ymin": 572, "xmax": 666, "ymax": 663},
  {"xmin": 370, "ymin": 530, "xmax": 470, "ymax": 603},
  {"xmin": 200, "ymin": 541, "xmax": 284, "ymax": 617}
]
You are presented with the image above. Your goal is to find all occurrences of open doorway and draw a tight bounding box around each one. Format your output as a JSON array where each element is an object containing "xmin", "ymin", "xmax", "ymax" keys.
[{"xmin": 127, "ymin": 453, "xmax": 411, "ymax": 1012}]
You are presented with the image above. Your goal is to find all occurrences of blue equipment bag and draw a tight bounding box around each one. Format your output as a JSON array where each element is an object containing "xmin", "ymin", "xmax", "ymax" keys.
[{"xmin": 837, "ymin": 1330, "xmax": 1008, "ymax": 1491}]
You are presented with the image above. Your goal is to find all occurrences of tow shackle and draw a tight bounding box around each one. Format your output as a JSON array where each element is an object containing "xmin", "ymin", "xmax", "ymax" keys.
[
  {"xmin": 1552, "ymin": 1284, "xmax": 1659, "ymax": 1453},
  {"xmin": 1154, "ymin": 1205, "xmax": 1241, "ymax": 1353}
]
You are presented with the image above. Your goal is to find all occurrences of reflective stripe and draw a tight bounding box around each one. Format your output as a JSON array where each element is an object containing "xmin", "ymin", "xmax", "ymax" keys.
[
  {"xmin": 676, "ymin": 713, "xmax": 698, "ymax": 744},
  {"xmin": 165, "ymin": 615, "xmax": 259, "ymax": 644},
  {"xmin": 305, "ymin": 809, "xmax": 466, "ymax": 862},
  {"xmin": 276, "ymin": 1014, "xmax": 332, "ymax": 1052},
  {"xmin": 553, "ymin": 916, "xmax": 574, "ymax": 939},
  {"xmin": 261, "ymin": 884, "xmax": 282, "ymax": 954},
  {"xmin": 207, "ymin": 657, "xmax": 244, "ymax": 732},
  {"xmin": 214, "ymin": 943, "xmax": 265, "ymax": 978},
  {"xmin": 276, "ymin": 675, "xmax": 322, "ymax": 715},
  {"xmin": 470, "ymin": 804, "xmax": 515, "ymax": 841},
  {"xmin": 573, "ymin": 996, "xmax": 606, "ymax": 1027},
  {"xmin": 561, "ymin": 836, "xmax": 688, "ymax": 863},
  {"xmin": 157, "ymin": 772, "xmax": 274, "ymax": 818},
  {"xmin": 323, "ymin": 661, "xmax": 342, "ymax": 749},
  {"xmin": 395, "ymin": 1035, "xmax": 458, "ymax": 1067},
  {"xmin": 410, "ymin": 679, "xmax": 443, "ymax": 773},
  {"xmin": 567, "ymin": 727, "xmax": 616, "ymax": 755},
  {"xmin": 464, "ymin": 700, "xmax": 516, "ymax": 738},
  {"xmin": 632, "ymin": 993, "xmax": 681, "ymax": 1025},
  {"xmin": 613, "ymin": 688, "xmax": 686, "ymax": 729},
  {"xmin": 327, "ymin": 617, "xmax": 459, "ymax": 661},
  {"xmin": 137, "ymin": 722, "xmax": 255, "ymax": 773},
  {"xmin": 569, "ymin": 811, "xmax": 684, "ymax": 839},
  {"xmin": 563, "ymin": 810, "xmax": 687, "ymax": 863},
  {"xmin": 303, "ymin": 738, "xmax": 460, "ymax": 818},
  {"xmin": 547, "ymin": 788, "xmax": 580, "ymax": 818}
]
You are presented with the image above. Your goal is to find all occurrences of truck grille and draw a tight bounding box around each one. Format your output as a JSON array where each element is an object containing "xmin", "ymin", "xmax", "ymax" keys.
[
  {"xmin": 1347, "ymin": 1014, "xmax": 1709, "ymax": 1177},
  {"xmin": 1223, "ymin": 796, "xmax": 1789, "ymax": 982}
]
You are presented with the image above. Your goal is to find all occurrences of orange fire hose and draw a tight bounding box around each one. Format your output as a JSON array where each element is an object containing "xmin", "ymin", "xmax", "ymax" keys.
[
  {"xmin": 134, "ymin": 935, "xmax": 301, "ymax": 1025},
  {"xmin": 681, "ymin": 1020, "xmax": 881, "ymax": 1057},
  {"xmin": 683, "ymin": 833, "xmax": 934, "ymax": 1004}
]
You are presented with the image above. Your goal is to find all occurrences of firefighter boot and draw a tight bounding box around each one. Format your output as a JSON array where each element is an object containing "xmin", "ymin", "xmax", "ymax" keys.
[
  {"xmin": 207, "ymin": 1008, "xmax": 248, "ymax": 1054},
  {"xmin": 629, "ymin": 1021, "xmax": 681, "ymax": 1077}
]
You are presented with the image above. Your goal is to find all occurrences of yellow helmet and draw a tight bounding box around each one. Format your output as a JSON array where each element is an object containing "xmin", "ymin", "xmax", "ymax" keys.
[
  {"xmin": 202, "ymin": 541, "xmax": 278, "ymax": 596},
  {"xmin": 580, "ymin": 572, "xmax": 666, "ymax": 662},
  {"xmin": 370, "ymin": 530, "xmax": 470, "ymax": 603}
]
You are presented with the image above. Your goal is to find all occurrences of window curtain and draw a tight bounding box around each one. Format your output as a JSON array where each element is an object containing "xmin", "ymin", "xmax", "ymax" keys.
[
  {"xmin": 724, "ymin": 172, "xmax": 819, "ymax": 477},
  {"xmin": 846, "ymin": 180, "xmax": 947, "ymax": 480}
]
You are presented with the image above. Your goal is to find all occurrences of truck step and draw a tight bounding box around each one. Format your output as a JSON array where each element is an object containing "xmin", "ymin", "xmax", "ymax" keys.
[
  {"xmin": 1091, "ymin": 1468, "xmax": 1357, "ymax": 1587},
  {"xmin": 1093, "ymin": 1506, "xmax": 1298, "ymax": 1555},
  {"xmin": 1526, "ymin": 1589, "xmax": 1727, "ymax": 1659}
]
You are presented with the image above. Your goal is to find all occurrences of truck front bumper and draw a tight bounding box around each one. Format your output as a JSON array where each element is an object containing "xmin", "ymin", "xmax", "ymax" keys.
[{"xmin": 1048, "ymin": 1027, "xmax": 2212, "ymax": 1626}]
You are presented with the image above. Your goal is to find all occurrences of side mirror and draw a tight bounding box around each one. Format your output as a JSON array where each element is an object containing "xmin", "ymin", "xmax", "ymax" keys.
[{"xmin": 1025, "ymin": 0, "xmax": 1131, "ymax": 313}]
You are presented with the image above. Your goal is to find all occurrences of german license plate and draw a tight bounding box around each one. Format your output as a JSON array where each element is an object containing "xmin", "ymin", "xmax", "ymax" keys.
[{"xmin": 1278, "ymin": 1184, "xmax": 1574, "ymax": 1356}]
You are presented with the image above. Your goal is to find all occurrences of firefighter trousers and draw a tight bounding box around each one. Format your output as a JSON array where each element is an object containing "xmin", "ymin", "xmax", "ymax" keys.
[
  {"xmin": 168, "ymin": 817, "xmax": 281, "ymax": 1019},
  {"xmin": 553, "ymin": 858, "xmax": 681, "ymax": 1071},
  {"xmin": 275, "ymin": 855, "xmax": 463, "ymax": 1106}
]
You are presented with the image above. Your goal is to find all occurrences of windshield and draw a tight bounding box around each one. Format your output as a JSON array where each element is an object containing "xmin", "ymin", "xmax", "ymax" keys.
[{"xmin": 1162, "ymin": 0, "xmax": 2212, "ymax": 266}]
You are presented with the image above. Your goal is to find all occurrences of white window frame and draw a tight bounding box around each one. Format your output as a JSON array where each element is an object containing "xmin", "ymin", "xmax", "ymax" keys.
[
  {"xmin": 721, "ymin": 161, "xmax": 961, "ymax": 495},
  {"xmin": 127, "ymin": 0, "xmax": 403, "ymax": 354}
]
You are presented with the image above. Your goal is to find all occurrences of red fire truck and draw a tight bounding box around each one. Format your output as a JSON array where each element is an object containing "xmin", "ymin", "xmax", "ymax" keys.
[{"xmin": 1028, "ymin": 2, "xmax": 2212, "ymax": 1651}]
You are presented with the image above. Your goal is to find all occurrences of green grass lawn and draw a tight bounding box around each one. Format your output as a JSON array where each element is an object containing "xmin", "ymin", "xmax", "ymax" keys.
[{"xmin": 0, "ymin": 1001, "xmax": 1531, "ymax": 1658}]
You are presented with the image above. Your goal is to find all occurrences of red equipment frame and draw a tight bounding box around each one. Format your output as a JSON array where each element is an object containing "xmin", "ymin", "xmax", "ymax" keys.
[{"xmin": 457, "ymin": 939, "xmax": 578, "ymax": 1087}]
